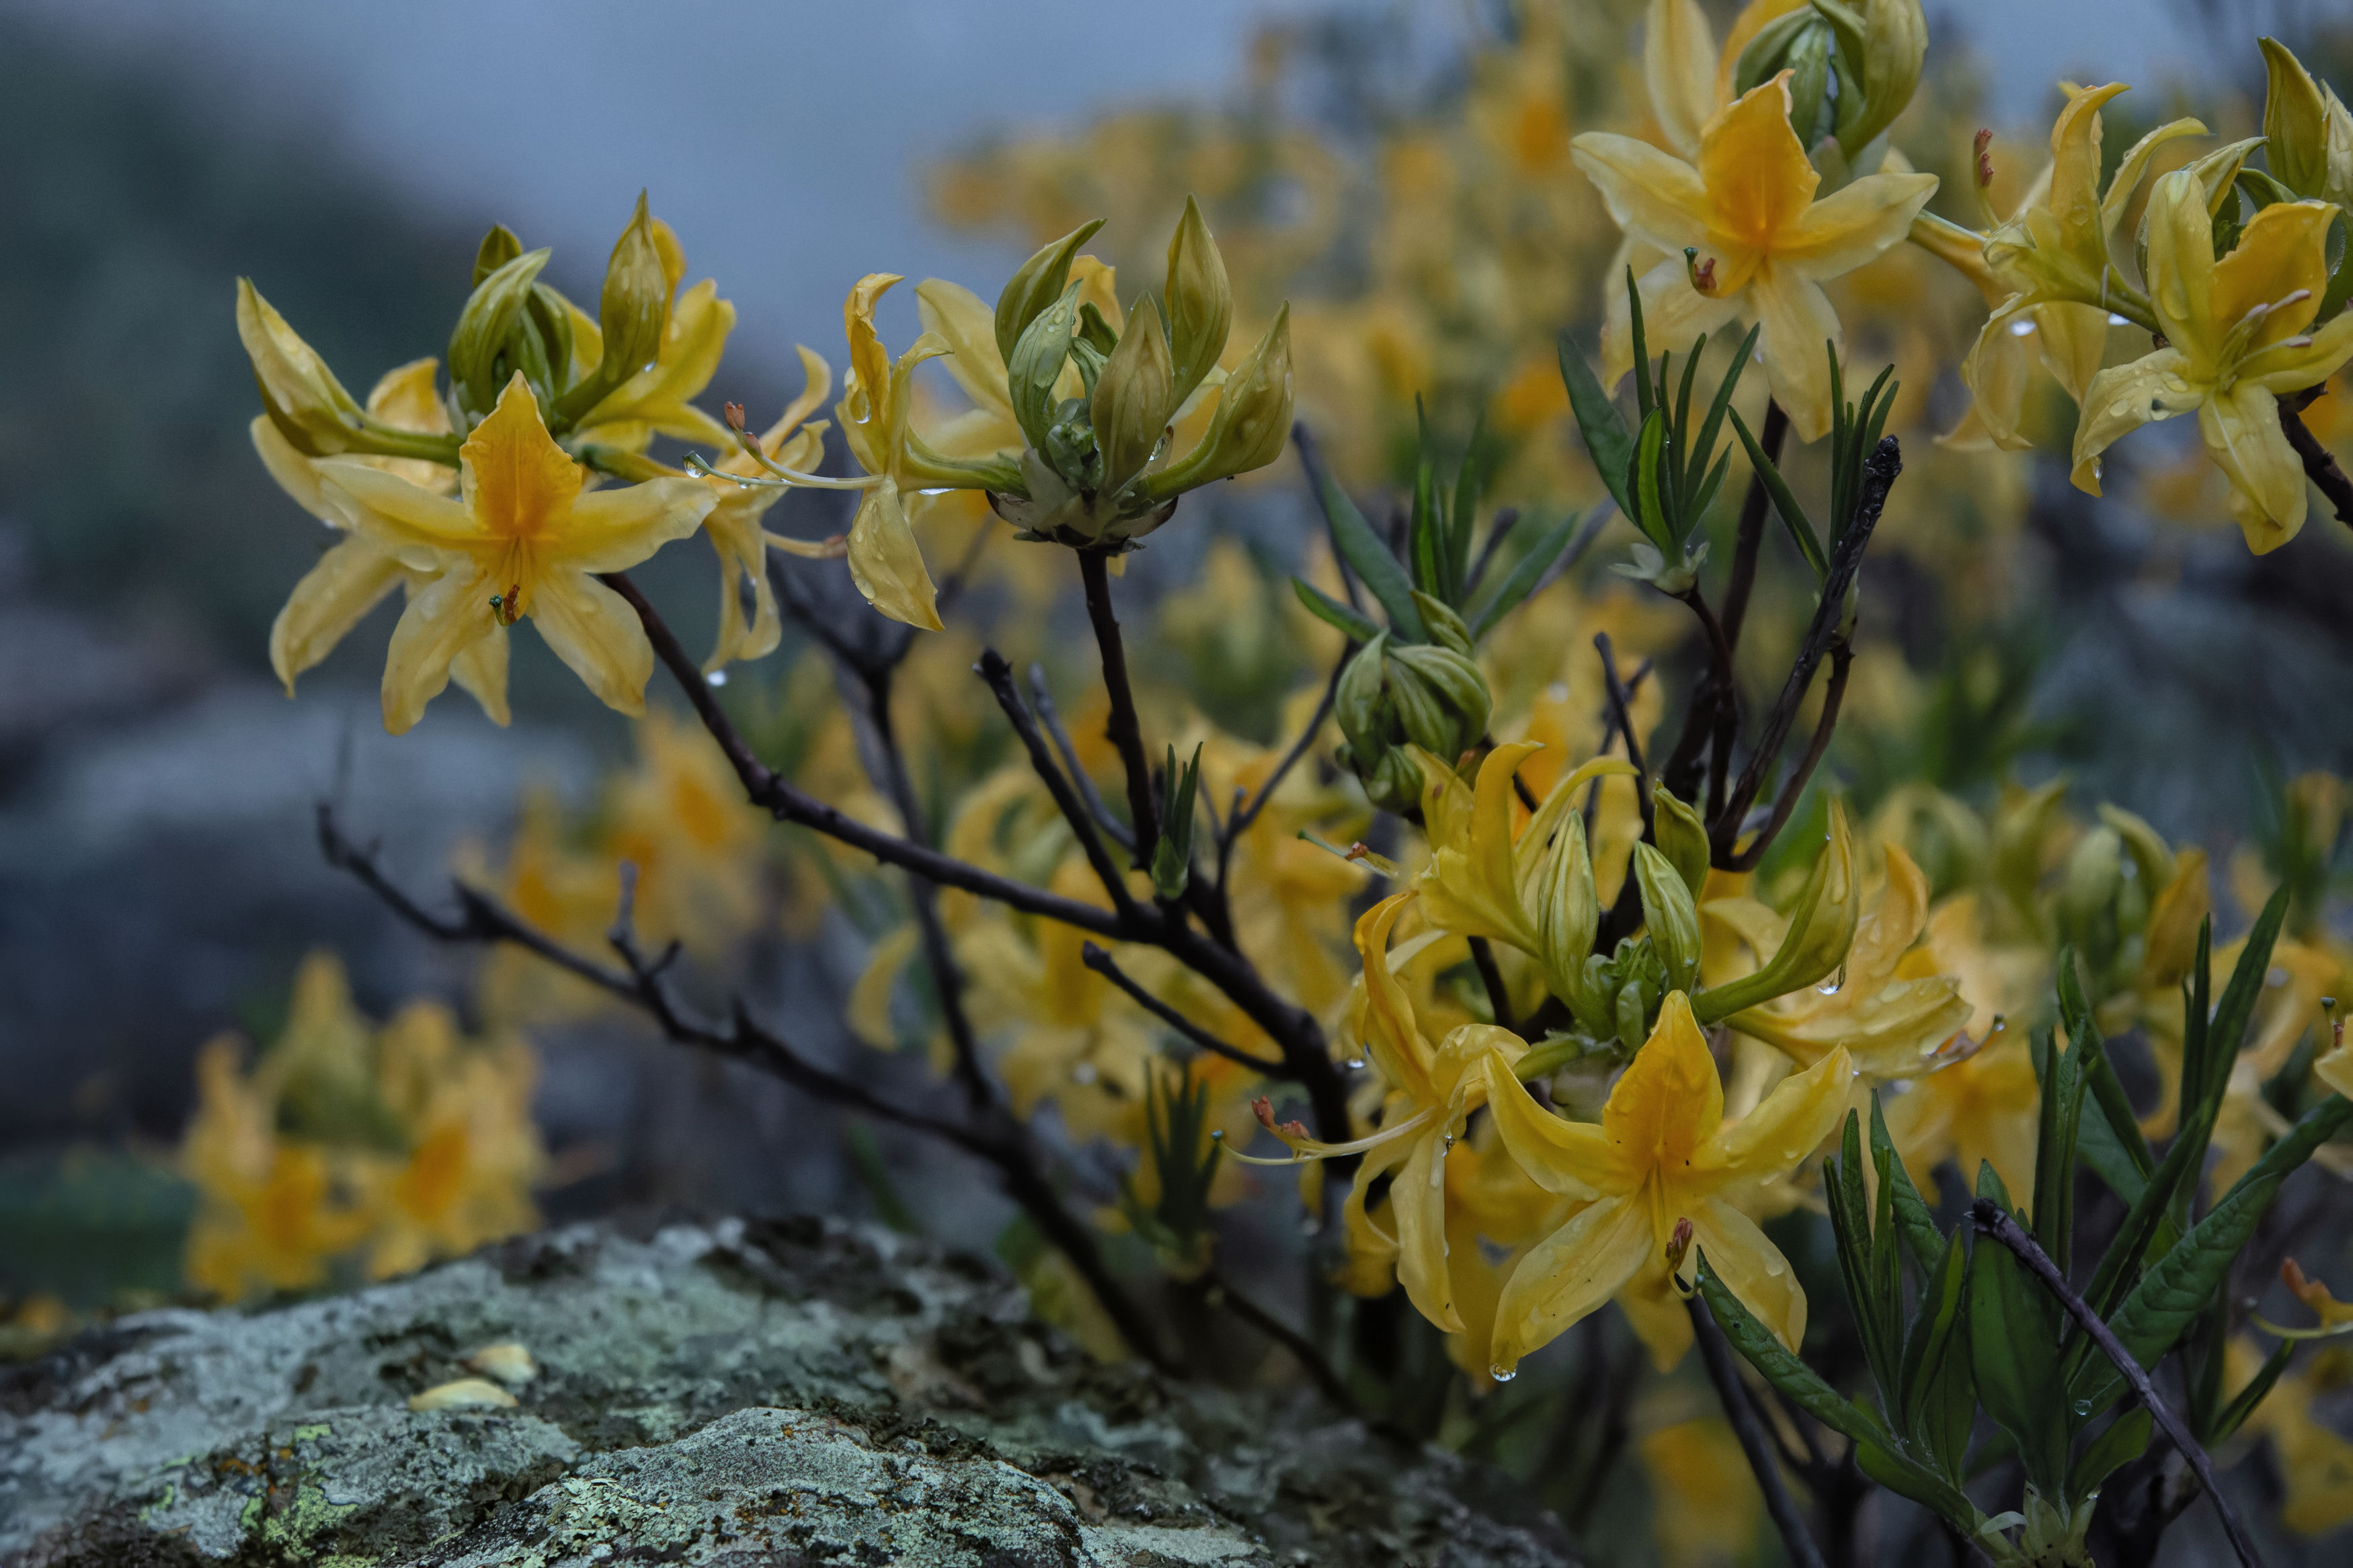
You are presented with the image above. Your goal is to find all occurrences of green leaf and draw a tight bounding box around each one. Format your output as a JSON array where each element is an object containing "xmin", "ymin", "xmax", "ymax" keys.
[
  {"xmin": 1688, "ymin": 324, "xmax": 1760, "ymax": 504},
  {"xmin": 1898, "ymin": 1225, "xmax": 1971, "ymax": 1456},
  {"xmin": 1152, "ymin": 743, "xmax": 1202, "ymax": 902},
  {"xmin": 1871, "ymin": 1092, "xmax": 1947, "ymax": 1278},
  {"xmin": 1632, "ymin": 407, "xmax": 1672, "ymax": 552},
  {"xmin": 1292, "ymin": 577, "xmax": 1382, "ymax": 643},
  {"xmin": 1730, "ymin": 407, "xmax": 1826, "ymax": 579},
  {"xmin": 1469, "ymin": 512, "xmax": 1582, "ymax": 641},
  {"xmin": 1827, "ymin": 1113, "xmax": 1903, "ymax": 1404},
  {"xmin": 2208, "ymin": 1337, "xmax": 2294, "ymax": 1444},
  {"xmin": 1852, "ymin": 1436, "xmax": 1985, "ymax": 1539},
  {"xmin": 2070, "ymin": 1408, "xmax": 2152, "ymax": 1506},
  {"xmin": 1969, "ymin": 1164, "xmax": 2068, "ymax": 1495},
  {"xmin": 2030, "ymin": 1022, "xmax": 2089, "ymax": 1277},
  {"xmin": 1696, "ymin": 1252, "xmax": 1886, "ymax": 1449},
  {"xmin": 1449, "ymin": 412, "xmax": 1486, "ymax": 595},
  {"xmin": 1557, "ymin": 332, "xmax": 1635, "ymax": 525},
  {"xmin": 1410, "ymin": 456, "xmax": 1444, "ymax": 600},
  {"xmin": 1628, "ymin": 267, "xmax": 1654, "ymax": 417},
  {"xmin": 1296, "ymin": 429, "xmax": 1426, "ymax": 642},
  {"xmin": 2073, "ymin": 1092, "xmax": 2353, "ymax": 1416}
]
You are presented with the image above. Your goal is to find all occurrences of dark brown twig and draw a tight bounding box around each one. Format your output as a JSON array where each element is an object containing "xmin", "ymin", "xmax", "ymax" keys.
[
  {"xmin": 1718, "ymin": 397, "xmax": 1790, "ymax": 655},
  {"xmin": 1594, "ymin": 632, "xmax": 1651, "ymax": 837},
  {"xmin": 1078, "ymin": 548, "xmax": 1159, "ymax": 860},
  {"xmin": 2281, "ymin": 385, "xmax": 2353, "ymax": 528},
  {"xmin": 1709, "ymin": 436, "xmax": 1897, "ymax": 866},
  {"xmin": 1970, "ymin": 1202, "xmax": 2264, "ymax": 1568},
  {"xmin": 1723, "ymin": 641, "xmax": 1853, "ymax": 874},
  {"xmin": 1029, "ymin": 663, "xmax": 1135, "ymax": 854},
  {"xmin": 1081, "ymin": 942, "xmax": 1285, "ymax": 1074},
  {"xmin": 318, "ymin": 802, "xmax": 1173, "ymax": 1371},
  {"xmin": 1203, "ymin": 1271, "xmax": 1357, "ymax": 1411},
  {"xmin": 1466, "ymin": 936, "xmax": 1515, "ymax": 1033},
  {"xmin": 1688, "ymin": 1287, "xmax": 1829, "ymax": 1568},
  {"xmin": 979, "ymin": 652, "xmax": 1139, "ymax": 917}
]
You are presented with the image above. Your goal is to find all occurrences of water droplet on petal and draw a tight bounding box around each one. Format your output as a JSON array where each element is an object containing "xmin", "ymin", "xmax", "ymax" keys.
[
  {"xmin": 705, "ymin": 669, "xmax": 729, "ymax": 688},
  {"xmin": 1488, "ymin": 1364, "xmax": 1517, "ymax": 1383},
  {"xmin": 1345, "ymin": 1058, "xmax": 1366, "ymax": 1071},
  {"xmin": 2108, "ymin": 313, "xmax": 2130, "ymax": 327},
  {"xmin": 2008, "ymin": 318, "xmax": 2037, "ymax": 337},
  {"xmin": 1071, "ymin": 1063, "xmax": 1099, "ymax": 1085}
]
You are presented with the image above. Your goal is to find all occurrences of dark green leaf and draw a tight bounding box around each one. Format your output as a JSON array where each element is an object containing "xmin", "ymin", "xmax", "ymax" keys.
[
  {"xmin": 1410, "ymin": 458, "xmax": 1444, "ymax": 600},
  {"xmin": 1853, "ymin": 1436, "xmax": 1986, "ymax": 1538},
  {"xmin": 1730, "ymin": 407, "xmax": 1825, "ymax": 579},
  {"xmin": 1871, "ymin": 1093, "xmax": 1947, "ymax": 1276},
  {"xmin": 1298, "ymin": 431, "xmax": 1425, "ymax": 642},
  {"xmin": 1898, "ymin": 1225, "xmax": 1970, "ymax": 1453},
  {"xmin": 1696, "ymin": 1253, "xmax": 1886, "ymax": 1448},
  {"xmin": 1292, "ymin": 577, "xmax": 1382, "ymax": 643},
  {"xmin": 1448, "ymin": 412, "xmax": 1486, "ymax": 596},
  {"xmin": 2208, "ymin": 1337, "xmax": 2295, "ymax": 1444},
  {"xmin": 1969, "ymin": 1163, "xmax": 2069, "ymax": 1495},
  {"xmin": 1628, "ymin": 267, "xmax": 1654, "ymax": 417},
  {"xmin": 2070, "ymin": 1409, "xmax": 2152, "ymax": 1506},
  {"xmin": 1633, "ymin": 408, "xmax": 1672, "ymax": 551},
  {"xmin": 1557, "ymin": 333, "xmax": 1634, "ymax": 525},
  {"xmin": 1468, "ymin": 513, "xmax": 1581, "ymax": 641},
  {"xmin": 1827, "ymin": 1114, "xmax": 1903, "ymax": 1404},
  {"xmin": 2073, "ymin": 1091, "xmax": 2353, "ymax": 1416},
  {"xmin": 1688, "ymin": 324, "xmax": 1760, "ymax": 505}
]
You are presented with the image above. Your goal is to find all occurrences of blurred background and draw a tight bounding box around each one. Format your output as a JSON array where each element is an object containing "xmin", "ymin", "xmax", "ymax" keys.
[{"xmin": 7, "ymin": 0, "xmax": 2353, "ymax": 1484}]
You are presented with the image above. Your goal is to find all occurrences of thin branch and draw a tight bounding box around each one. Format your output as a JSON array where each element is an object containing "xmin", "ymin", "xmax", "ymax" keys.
[
  {"xmin": 1594, "ymin": 631, "xmax": 1651, "ymax": 837},
  {"xmin": 1718, "ymin": 397, "xmax": 1789, "ymax": 655},
  {"xmin": 1203, "ymin": 1270, "xmax": 1356, "ymax": 1411},
  {"xmin": 1029, "ymin": 663, "xmax": 1135, "ymax": 854},
  {"xmin": 1680, "ymin": 589, "xmax": 1741, "ymax": 823},
  {"xmin": 1081, "ymin": 942, "xmax": 1286, "ymax": 1075},
  {"xmin": 1689, "ymin": 1290, "xmax": 1830, "ymax": 1568},
  {"xmin": 1970, "ymin": 1202, "xmax": 2264, "ymax": 1568},
  {"xmin": 2282, "ymin": 385, "xmax": 2353, "ymax": 530},
  {"xmin": 1711, "ymin": 436, "xmax": 1898, "ymax": 864},
  {"xmin": 1227, "ymin": 658, "xmax": 1343, "ymax": 848},
  {"xmin": 1724, "ymin": 641, "xmax": 1853, "ymax": 874},
  {"xmin": 1466, "ymin": 936, "xmax": 1516, "ymax": 1034},
  {"xmin": 601, "ymin": 571, "xmax": 1355, "ymax": 1146},
  {"xmin": 980, "ymin": 652, "xmax": 1139, "ymax": 917},
  {"xmin": 1079, "ymin": 548, "xmax": 1159, "ymax": 860},
  {"xmin": 319, "ymin": 801, "xmax": 1175, "ymax": 1373}
]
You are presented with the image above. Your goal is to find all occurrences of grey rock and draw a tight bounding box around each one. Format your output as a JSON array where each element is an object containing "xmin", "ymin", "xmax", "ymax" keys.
[{"xmin": 0, "ymin": 1216, "xmax": 1575, "ymax": 1568}]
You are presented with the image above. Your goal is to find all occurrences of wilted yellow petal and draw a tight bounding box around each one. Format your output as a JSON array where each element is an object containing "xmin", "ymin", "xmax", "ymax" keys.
[{"xmin": 845, "ymin": 479, "xmax": 944, "ymax": 632}]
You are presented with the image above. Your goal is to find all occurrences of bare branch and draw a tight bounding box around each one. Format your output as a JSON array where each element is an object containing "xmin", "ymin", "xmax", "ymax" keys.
[
  {"xmin": 2281, "ymin": 385, "xmax": 2353, "ymax": 530},
  {"xmin": 980, "ymin": 652, "xmax": 1140, "ymax": 917},
  {"xmin": 1078, "ymin": 548, "xmax": 1159, "ymax": 860},
  {"xmin": 1080, "ymin": 942, "xmax": 1285, "ymax": 1075},
  {"xmin": 1688, "ymin": 1290, "xmax": 1829, "ymax": 1568},
  {"xmin": 1029, "ymin": 663, "xmax": 1134, "ymax": 854}
]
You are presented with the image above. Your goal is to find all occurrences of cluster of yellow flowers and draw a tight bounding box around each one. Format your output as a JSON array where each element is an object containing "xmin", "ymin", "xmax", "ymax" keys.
[
  {"xmin": 213, "ymin": 0, "xmax": 2353, "ymax": 1554},
  {"xmin": 182, "ymin": 952, "xmax": 543, "ymax": 1300}
]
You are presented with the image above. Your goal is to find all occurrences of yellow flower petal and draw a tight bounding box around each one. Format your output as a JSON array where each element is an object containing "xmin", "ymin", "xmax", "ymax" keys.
[
  {"xmin": 461, "ymin": 374, "xmax": 587, "ymax": 549},
  {"xmin": 1749, "ymin": 265, "xmax": 1844, "ymax": 441},
  {"xmin": 1605, "ymin": 992, "xmax": 1722, "ymax": 1168},
  {"xmin": 1393, "ymin": 1130, "xmax": 1465, "ymax": 1333},
  {"xmin": 2211, "ymin": 200, "xmax": 2336, "ymax": 352},
  {"xmin": 1698, "ymin": 75, "xmax": 1817, "ymax": 261},
  {"xmin": 1569, "ymin": 132, "xmax": 1716, "ymax": 254},
  {"xmin": 1689, "ymin": 1196, "xmax": 1807, "ymax": 1352},
  {"xmin": 1489, "ymin": 1194, "xmax": 1648, "ymax": 1374},
  {"xmin": 448, "ymin": 624, "xmax": 512, "ymax": 727},
  {"xmin": 1644, "ymin": 0, "xmax": 1719, "ymax": 160},
  {"xmin": 2144, "ymin": 171, "xmax": 2219, "ymax": 359},
  {"xmin": 1700, "ymin": 1045, "xmax": 1851, "ymax": 1186},
  {"xmin": 2200, "ymin": 383, "xmax": 2308, "ymax": 551},
  {"xmin": 1601, "ymin": 256, "xmax": 1743, "ymax": 386},
  {"xmin": 270, "ymin": 534, "xmax": 407, "ymax": 696},
  {"xmin": 916, "ymin": 278, "xmax": 1016, "ymax": 422},
  {"xmin": 318, "ymin": 460, "xmax": 477, "ymax": 568},
  {"xmin": 381, "ymin": 565, "xmax": 500, "ymax": 735},
  {"xmin": 529, "ymin": 571, "xmax": 658, "ymax": 718},
  {"xmin": 562, "ymin": 479, "xmax": 717, "ymax": 574},
  {"xmin": 2068, "ymin": 347, "xmax": 2197, "ymax": 496},
  {"xmin": 845, "ymin": 479, "xmax": 945, "ymax": 632},
  {"xmin": 1482, "ymin": 1056, "xmax": 1618, "ymax": 1199},
  {"xmin": 1780, "ymin": 171, "xmax": 1940, "ymax": 279}
]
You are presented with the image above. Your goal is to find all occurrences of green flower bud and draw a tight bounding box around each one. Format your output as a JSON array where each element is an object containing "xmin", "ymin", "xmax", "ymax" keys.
[
  {"xmin": 448, "ymin": 247, "xmax": 553, "ymax": 418},
  {"xmin": 2260, "ymin": 37, "xmax": 2353, "ymax": 204},
  {"xmin": 1410, "ymin": 590, "xmax": 1476, "ymax": 657},
  {"xmin": 237, "ymin": 278, "xmax": 368, "ymax": 456},
  {"xmin": 1835, "ymin": 0, "xmax": 1927, "ymax": 159},
  {"xmin": 994, "ymin": 218, "xmax": 1105, "ymax": 364},
  {"xmin": 591, "ymin": 192, "xmax": 671, "ymax": 398},
  {"xmin": 1008, "ymin": 279, "xmax": 1084, "ymax": 454},
  {"xmin": 1784, "ymin": 20, "xmax": 1836, "ymax": 148},
  {"xmin": 1335, "ymin": 634, "xmax": 1393, "ymax": 761},
  {"xmin": 1386, "ymin": 641, "xmax": 1491, "ymax": 758},
  {"xmin": 1694, "ymin": 800, "xmax": 1858, "ymax": 1022},
  {"xmin": 1732, "ymin": 7, "xmax": 1818, "ymax": 97},
  {"xmin": 1091, "ymin": 296, "xmax": 1174, "ymax": 496},
  {"xmin": 1164, "ymin": 196, "xmax": 1233, "ymax": 409},
  {"xmin": 2059, "ymin": 825, "xmax": 2125, "ymax": 934},
  {"xmin": 1536, "ymin": 815, "xmax": 1601, "ymax": 1020},
  {"xmin": 1652, "ymin": 784, "xmax": 1712, "ymax": 900},
  {"xmin": 1633, "ymin": 843, "xmax": 1702, "ymax": 994},
  {"xmin": 473, "ymin": 223, "xmax": 524, "ymax": 286},
  {"xmin": 1142, "ymin": 305, "xmax": 1292, "ymax": 501}
]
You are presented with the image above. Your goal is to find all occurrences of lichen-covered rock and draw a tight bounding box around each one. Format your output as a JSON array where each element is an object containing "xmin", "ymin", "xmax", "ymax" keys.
[{"xmin": 0, "ymin": 1217, "xmax": 1574, "ymax": 1567}]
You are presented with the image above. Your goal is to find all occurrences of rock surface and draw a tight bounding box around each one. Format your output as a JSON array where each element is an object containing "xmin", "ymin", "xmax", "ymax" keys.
[{"xmin": 0, "ymin": 1216, "xmax": 1575, "ymax": 1567}]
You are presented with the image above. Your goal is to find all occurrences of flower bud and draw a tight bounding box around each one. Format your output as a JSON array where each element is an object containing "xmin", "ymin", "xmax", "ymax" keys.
[
  {"xmin": 1535, "ymin": 815, "xmax": 1601, "ymax": 1019},
  {"xmin": 1143, "ymin": 306, "xmax": 1293, "ymax": 500},
  {"xmin": 994, "ymin": 218, "xmax": 1105, "ymax": 364},
  {"xmin": 1634, "ymin": 842, "xmax": 1703, "ymax": 994},
  {"xmin": 1164, "ymin": 196, "xmax": 1233, "ymax": 408},
  {"xmin": 1825, "ymin": 0, "xmax": 1927, "ymax": 160},
  {"xmin": 1410, "ymin": 590, "xmax": 1476, "ymax": 657},
  {"xmin": 1008, "ymin": 279, "xmax": 1084, "ymax": 454},
  {"xmin": 1785, "ymin": 29, "xmax": 1835, "ymax": 147},
  {"xmin": 473, "ymin": 223, "xmax": 524, "ymax": 286},
  {"xmin": 1091, "ymin": 296, "xmax": 1174, "ymax": 495},
  {"xmin": 237, "ymin": 280, "xmax": 367, "ymax": 456},
  {"xmin": 593, "ymin": 192, "xmax": 672, "ymax": 396},
  {"xmin": 1693, "ymin": 799, "xmax": 1858, "ymax": 1022},
  {"xmin": 1652, "ymin": 784, "xmax": 1711, "ymax": 900},
  {"xmin": 448, "ymin": 247, "xmax": 553, "ymax": 417},
  {"xmin": 2261, "ymin": 38, "xmax": 2353, "ymax": 205},
  {"xmin": 1336, "ymin": 635, "xmax": 1394, "ymax": 757},
  {"xmin": 1386, "ymin": 642, "xmax": 1492, "ymax": 758}
]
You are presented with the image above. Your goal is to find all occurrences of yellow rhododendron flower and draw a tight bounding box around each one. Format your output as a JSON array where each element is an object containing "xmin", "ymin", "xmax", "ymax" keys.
[
  {"xmin": 1242, "ymin": 894, "xmax": 1524, "ymax": 1335},
  {"xmin": 2073, "ymin": 175, "xmax": 2353, "ymax": 552},
  {"xmin": 698, "ymin": 345, "xmax": 836, "ymax": 671},
  {"xmin": 315, "ymin": 372, "xmax": 715, "ymax": 731},
  {"xmin": 838, "ymin": 274, "xmax": 953, "ymax": 631},
  {"xmin": 253, "ymin": 360, "xmax": 511, "ymax": 727},
  {"xmin": 1570, "ymin": 73, "xmax": 1938, "ymax": 440},
  {"xmin": 1720, "ymin": 843, "xmax": 1972, "ymax": 1079},
  {"xmin": 1482, "ymin": 991, "xmax": 1851, "ymax": 1373},
  {"xmin": 568, "ymin": 220, "xmax": 736, "ymax": 453}
]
